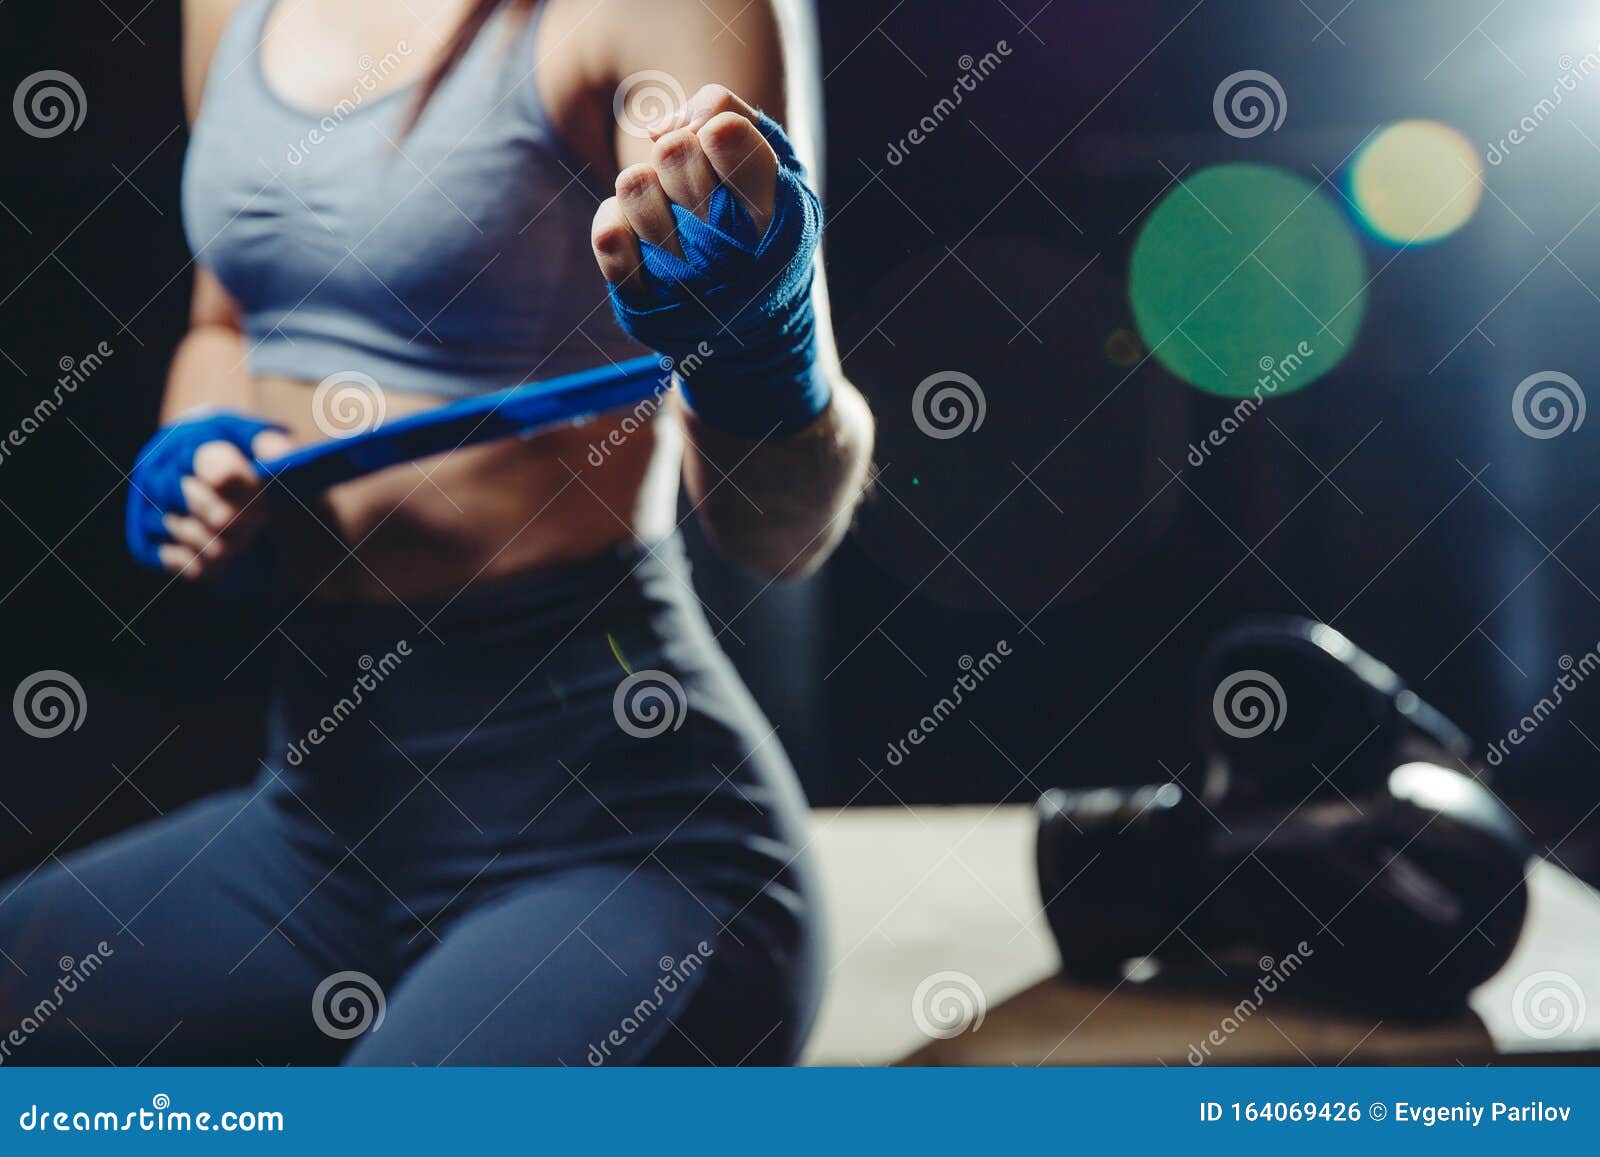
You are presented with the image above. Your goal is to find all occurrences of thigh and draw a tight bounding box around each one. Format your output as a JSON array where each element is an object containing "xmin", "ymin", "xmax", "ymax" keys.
[
  {"xmin": 0, "ymin": 787, "xmax": 377, "ymax": 1065},
  {"xmin": 345, "ymin": 863, "xmax": 740, "ymax": 1066}
]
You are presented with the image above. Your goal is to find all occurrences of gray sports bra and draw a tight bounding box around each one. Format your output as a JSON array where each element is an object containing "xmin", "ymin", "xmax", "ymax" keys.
[{"xmin": 182, "ymin": 0, "xmax": 641, "ymax": 398}]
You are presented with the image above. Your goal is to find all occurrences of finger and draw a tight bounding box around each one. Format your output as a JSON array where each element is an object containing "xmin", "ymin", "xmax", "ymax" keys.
[
  {"xmin": 652, "ymin": 128, "xmax": 718, "ymax": 220},
  {"xmin": 615, "ymin": 164, "xmax": 683, "ymax": 258},
  {"xmin": 192, "ymin": 440, "xmax": 262, "ymax": 506},
  {"xmin": 252, "ymin": 429, "xmax": 294, "ymax": 462},
  {"xmin": 179, "ymin": 476, "xmax": 242, "ymax": 533},
  {"xmin": 671, "ymin": 84, "xmax": 759, "ymax": 136},
  {"xmin": 591, "ymin": 197, "xmax": 644, "ymax": 292},
  {"xmin": 698, "ymin": 111, "xmax": 778, "ymax": 234},
  {"xmin": 162, "ymin": 513, "xmax": 228, "ymax": 560},
  {"xmin": 158, "ymin": 544, "xmax": 205, "ymax": 580}
]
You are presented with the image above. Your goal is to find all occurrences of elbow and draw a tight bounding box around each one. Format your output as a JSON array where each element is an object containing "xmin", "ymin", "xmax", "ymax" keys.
[
  {"xmin": 708, "ymin": 520, "xmax": 841, "ymax": 583},
  {"xmin": 696, "ymin": 466, "xmax": 873, "ymax": 583},
  {"xmin": 696, "ymin": 476, "xmax": 860, "ymax": 581}
]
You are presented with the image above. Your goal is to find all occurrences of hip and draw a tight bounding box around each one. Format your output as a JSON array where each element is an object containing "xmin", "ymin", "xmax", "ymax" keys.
[{"xmin": 256, "ymin": 533, "xmax": 815, "ymax": 888}]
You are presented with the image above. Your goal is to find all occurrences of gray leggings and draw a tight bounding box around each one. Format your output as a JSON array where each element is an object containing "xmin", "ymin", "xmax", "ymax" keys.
[{"xmin": 0, "ymin": 537, "xmax": 823, "ymax": 1065}]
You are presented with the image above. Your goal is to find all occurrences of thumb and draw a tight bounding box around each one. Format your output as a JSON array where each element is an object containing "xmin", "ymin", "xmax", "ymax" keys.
[{"xmin": 252, "ymin": 429, "xmax": 295, "ymax": 462}]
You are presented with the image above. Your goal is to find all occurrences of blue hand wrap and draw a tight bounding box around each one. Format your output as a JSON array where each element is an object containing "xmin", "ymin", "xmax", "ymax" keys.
[
  {"xmin": 607, "ymin": 112, "xmax": 830, "ymax": 437},
  {"xmin": 125, "ymin": 411, "xmax": 285, "ymax": 590}
]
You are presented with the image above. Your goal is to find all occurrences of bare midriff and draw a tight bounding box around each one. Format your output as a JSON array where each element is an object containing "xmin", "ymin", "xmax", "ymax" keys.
[{"xmin": 253, "ymin": 374, "xmax": 678, "ymax": 604}]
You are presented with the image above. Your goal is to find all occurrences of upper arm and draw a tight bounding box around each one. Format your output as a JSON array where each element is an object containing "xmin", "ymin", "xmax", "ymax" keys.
[
  {"xmin": 605, "ymin": 0, "xmax": 797, "ymax": 170},
  {"xmin": 190, "ymin": 265, "xmax": 243, "ymax": 330},
  {"xmin": 181, "ymin": 0, "xmax": 241, "ymax": 126},
  {"xmin": 183, "ymin": 0, "xmax": 246, "ymax": 328}
]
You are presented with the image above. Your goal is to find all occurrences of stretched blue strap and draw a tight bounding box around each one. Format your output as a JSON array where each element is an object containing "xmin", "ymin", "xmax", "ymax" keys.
[
  {"xmin": 125, "ymin": 358, "xmax": 671, "ymax": 596},
  {"xmin": 256, "ymin": 355, "xmax": 670, "ymax": 493}
]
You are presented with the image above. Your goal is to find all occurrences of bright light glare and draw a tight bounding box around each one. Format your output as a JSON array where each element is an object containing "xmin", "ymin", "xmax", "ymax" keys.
[{"xmin": 1350, "ymin": 119, "xmax": 1483, "ymax": 246}]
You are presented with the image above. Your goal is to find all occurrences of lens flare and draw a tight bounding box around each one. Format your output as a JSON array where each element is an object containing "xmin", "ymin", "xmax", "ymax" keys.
[
  {"xmin": 1104, "ymin": 328, "xmax": 1144, "ymax": 367},
  {"xmin": 1350, "ymin": 119, "xmax": 1482, "ymax": 246},
  {"xmin": 1129, "ymin": 163, "xmax": 1366, "ymax": 398}
]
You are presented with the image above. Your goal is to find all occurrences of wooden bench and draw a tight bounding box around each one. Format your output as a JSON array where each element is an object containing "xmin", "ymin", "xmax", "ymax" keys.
[{"xmin": 802, "ymin": 806, "xmax": 1600, "ymax": 1066}]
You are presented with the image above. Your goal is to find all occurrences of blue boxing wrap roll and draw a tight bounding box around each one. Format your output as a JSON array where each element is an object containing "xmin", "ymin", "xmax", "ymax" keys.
[
  {"xmin": 256, "ymin": 355, "xmax": 667, "ymax": 494},
  {"xmin": 607, "ymin": 112, "xmax": 830, "ymax": 437},
  {"xmin": 125, "ymin": 410, "xmax": 285, "ymax": 589}
]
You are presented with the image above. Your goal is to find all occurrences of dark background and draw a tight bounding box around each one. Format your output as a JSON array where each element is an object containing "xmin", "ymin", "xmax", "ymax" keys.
[{"xmin": 2, "ymin": 2, "xmax": 1598, "ymax": 882}]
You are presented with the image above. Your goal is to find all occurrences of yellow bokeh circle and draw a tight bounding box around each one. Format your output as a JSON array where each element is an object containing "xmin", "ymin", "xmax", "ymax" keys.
[{"xmin": 1350, "ymin": 119, "xmax": 1483, "ymax": 246}]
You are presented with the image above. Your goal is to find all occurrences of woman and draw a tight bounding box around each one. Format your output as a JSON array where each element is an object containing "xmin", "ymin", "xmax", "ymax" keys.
[{"xmin": 0, "ymin": 0, "xmax": 872, "ymax": 1065}]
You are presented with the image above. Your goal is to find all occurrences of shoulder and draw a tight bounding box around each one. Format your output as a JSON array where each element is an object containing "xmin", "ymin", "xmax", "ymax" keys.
[
  {"xmin": 181, "ymin": 0, "xmax": 245, "ymax": 124},
  {"xmin": 554, "ymin": 0, "xmax": 794, "ymax": 102},
  {"xmin": 539, "ymin": 0, "xmax": 819, "ymax": 165}
]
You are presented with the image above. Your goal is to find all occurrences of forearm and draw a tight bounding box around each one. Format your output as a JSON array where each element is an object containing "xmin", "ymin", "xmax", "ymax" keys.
[
  {"xmin": 160, "ymin": 323, "xmax": 252, "ymax": 421},
  {"xmin": 681, "ymin": 374, "xmax": 873, "ymax": 580}
]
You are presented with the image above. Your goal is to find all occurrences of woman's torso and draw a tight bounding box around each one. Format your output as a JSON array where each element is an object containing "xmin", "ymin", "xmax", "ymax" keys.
[{"xmin": 184, "ymin": 0, "xmax": 674, "ymax": 602}]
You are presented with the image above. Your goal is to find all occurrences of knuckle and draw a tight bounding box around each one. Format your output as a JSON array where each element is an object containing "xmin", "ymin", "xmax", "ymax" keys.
[
  {"xmin": 591, "ymin": 219, "xmax": 633, "ymax": 257},
  {"xmin": 693, "ymin": 84, "xmax": 736, "ymax": 115},
  {"xmin": 202, "ymin": 499, "xmax": 240, "ymax": 529},
  {"xmin": 178, "ymin": 476, "xmax": 207, "ymax": 510},
  {"xmin": 614, "ymin": 164, "xmax": 656, "ymax": 199},
  {"xmin": 592, "ymin": 197, "xmax": 622, "ymax": 230},
  {"xmin": 698, "ymin": 111, "xmax": 757, "ymax": 154},
  {"xmin": 161, "ymin": 547, "xmax": 200, "ymax": 579},
  {"xmin": 652, "ymin": 128, "xmax": 700, "ymax": 168}
]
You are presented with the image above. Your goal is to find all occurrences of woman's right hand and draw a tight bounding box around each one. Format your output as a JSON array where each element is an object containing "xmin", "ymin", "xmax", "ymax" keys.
[
  {"xmin": 158, "ymin": 429, "xmax": 294, "ymax": 580},
  {"xmin": 125, "ymin": 412, "xmax": 294, "ymax": 586}
]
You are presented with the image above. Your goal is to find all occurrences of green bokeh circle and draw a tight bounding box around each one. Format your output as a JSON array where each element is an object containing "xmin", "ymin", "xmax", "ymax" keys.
[{"xmin": 1129, "ymin": 163, "xmax": 1367, "ymax": 398}]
